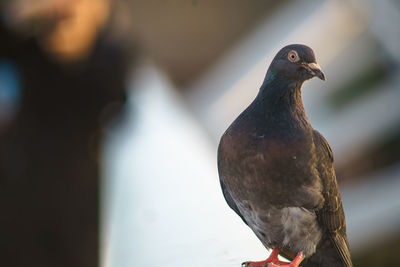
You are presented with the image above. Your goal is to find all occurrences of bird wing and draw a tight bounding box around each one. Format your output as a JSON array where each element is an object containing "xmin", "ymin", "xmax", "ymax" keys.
[
  {"xmin": 312, "ymin": 130, "xmax": 353, "ymax": 267},
  {"xmin": 217, "ymin": 134, "xmax": 248, "ymax": 225},
  {"xmin": 219, "ymin": 178, "xmax": 248, "ymax": 225}
]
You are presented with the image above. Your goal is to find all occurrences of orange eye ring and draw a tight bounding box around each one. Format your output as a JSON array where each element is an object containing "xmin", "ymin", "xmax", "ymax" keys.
[{"xmin": 288, "ymin": 50, "xmax": 299, "ymax": 62}]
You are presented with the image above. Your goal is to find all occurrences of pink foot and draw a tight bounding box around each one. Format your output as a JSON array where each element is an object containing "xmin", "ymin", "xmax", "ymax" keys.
[
  {"xmin": 242, "ymin": 248, "xmax": 288, "ymax": 267},
  {"xmin": 267, "ymin": 252, "xmax": 304, "ymax": 267}
]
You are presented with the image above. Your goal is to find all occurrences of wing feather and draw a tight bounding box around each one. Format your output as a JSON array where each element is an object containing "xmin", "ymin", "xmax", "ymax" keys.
[
  {"xmin": 219, "ymin": 179, "xmax": 248, "ymax": 225},
  {"xmin": 312, "ymin": 130, "xmax": 353, "ymax": 267}
]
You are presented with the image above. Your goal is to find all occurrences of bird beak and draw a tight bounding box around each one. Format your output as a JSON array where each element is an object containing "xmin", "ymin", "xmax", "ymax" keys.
[{"xmin": 303, "ymin": 62, "xmax": 325, "ymax": 81}]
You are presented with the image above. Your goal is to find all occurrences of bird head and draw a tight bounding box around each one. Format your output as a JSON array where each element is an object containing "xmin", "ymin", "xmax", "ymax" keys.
[{"xmin": 269, "ymin": 44, "xmax": 325, "ymax": 82}]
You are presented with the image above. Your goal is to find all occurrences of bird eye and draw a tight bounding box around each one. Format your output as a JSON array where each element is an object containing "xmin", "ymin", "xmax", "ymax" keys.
[{"xmin": 288, "ymin": 50, "xmax": 299, "ymax": 62}]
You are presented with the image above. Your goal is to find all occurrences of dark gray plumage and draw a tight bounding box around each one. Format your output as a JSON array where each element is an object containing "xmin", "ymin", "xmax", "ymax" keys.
[{"xmin": 217, "ymin": 44, "xmax": 352, "ymax": 267}]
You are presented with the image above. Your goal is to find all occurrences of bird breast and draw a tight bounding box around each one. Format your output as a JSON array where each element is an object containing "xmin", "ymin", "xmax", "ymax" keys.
[
  {"xmin": 237, "ymin": 202, "xmax": 322, "ymax": 257},
  {"xmin": 219, "ymin": 128, "xmax": 324, "ymax": 210}
]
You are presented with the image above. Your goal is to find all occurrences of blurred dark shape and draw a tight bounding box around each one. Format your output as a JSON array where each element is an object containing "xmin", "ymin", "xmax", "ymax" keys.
[
  {"xmin": 0, "ymin": 59, "xmax": 21, "ymax": 129},
  {"xmin": 352, "ymin": 235, "xmax": 400, "ymax": 266},
  {"xmin": 0, "ymin": 3, "xmax": 130, "ymax": 266},
  {"xmin": 336, "ymin": 131, "xmax": 400, "ymax": 184}
]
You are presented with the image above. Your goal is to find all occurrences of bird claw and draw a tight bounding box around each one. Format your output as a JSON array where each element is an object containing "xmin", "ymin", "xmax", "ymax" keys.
[
  {"xmin": 241, "ymin": 250, "xmax": 304, "ymax": 267},
  {"xmin": 266, "ymin": 264, "xmax": 301, "ymax": 267},
  {"xmin": 266, "ymin": 252, "xmax": 304, "ymax": 267},
  {"xmin": 241, "ymin": 261, "xmax": 266, "ymax": 267},
  {"xmin": 241, "ymin": 248, "xmax": 281, "ymax": 267},
  {"xmin": 242, "ymin": 260, "xmax": 293, "ymax": 267},
  {"xmin": 241, "ymin": 262, "xmax": 254, "ymax": 267}
]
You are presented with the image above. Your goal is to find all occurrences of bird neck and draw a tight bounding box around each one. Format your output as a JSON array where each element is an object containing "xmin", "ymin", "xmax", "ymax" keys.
[{"xmin": 255, "ymin": 70, "xmax": 309, "ymax": 126}]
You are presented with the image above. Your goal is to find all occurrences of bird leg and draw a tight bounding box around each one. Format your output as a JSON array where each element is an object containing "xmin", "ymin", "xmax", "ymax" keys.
[
  {"xmin": 242, "ymin": 248, "xmax": 288, "ymax": 267},
  {"xmin": 267, "ymin": 252, "xmax": 304, "ymax": 267}
]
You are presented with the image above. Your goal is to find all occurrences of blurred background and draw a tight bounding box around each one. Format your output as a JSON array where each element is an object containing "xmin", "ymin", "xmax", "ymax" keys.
[{"xmin": 0, "ymin": 0, "xmax": 399, "ymax": 267}]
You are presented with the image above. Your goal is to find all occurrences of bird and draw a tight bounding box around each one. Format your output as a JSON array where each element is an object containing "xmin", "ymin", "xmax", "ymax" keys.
[{"xmin": 217, "ymin": 44, "xmax": 352, "ymax": 267}]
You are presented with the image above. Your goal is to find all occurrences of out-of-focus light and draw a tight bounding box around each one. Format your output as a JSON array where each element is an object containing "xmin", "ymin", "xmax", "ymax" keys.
[
  {"xmin": 0, "ymin": 60, "xmax": 21, "ymax": 128},
  {"xmin": 42, "ymin": 0, "xmax": 110, "ymax": 62},
  {"xmin": 5, "ymin": 0, "xmax": 111, "ymax": 62}
]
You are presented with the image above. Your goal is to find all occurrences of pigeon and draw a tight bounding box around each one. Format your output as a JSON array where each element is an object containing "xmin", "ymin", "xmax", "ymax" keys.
[{"xmin": 217, "ymin": 44, "xmax": 352, "ymax": 267}]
